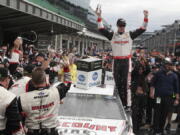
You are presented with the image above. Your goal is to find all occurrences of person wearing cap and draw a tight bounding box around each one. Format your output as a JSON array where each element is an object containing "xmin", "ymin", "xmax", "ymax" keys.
[
  {"xmin": 96, "ymin": 6, "xmax": 149, "ymax": 108},
  {"xmin": 164, "ymin": 61, "xmax": 180, "ymax": 131},
  {"xmin": 0, "ymin": 67, "xmax": 25, "ymax": 135},
  {"xmin": 28, "ymin": 48, "xmax": 38, "ymax": 63},
  {"xmin": 18, "ymin": 67, "xmax": 71, "ymax": 135},
  {"xmin": 150, "ymin": 60, "xmax": 179, "ymax": 135},
  {"xmin": 0, "ymin": 45, "xmax": 9, "ymax": 68}
]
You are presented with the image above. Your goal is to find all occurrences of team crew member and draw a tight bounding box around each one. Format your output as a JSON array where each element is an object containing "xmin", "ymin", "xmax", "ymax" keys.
[
  {"xmin": 0, "ymin": 68, "xmax": 25, "ymax": 135},
  {"xmin": 18, "ymin": 67, "xmax": 71, "ymax": 135},
  {"xmin": 96, "ymin": 6, "xmax": 149, "ymax": 107},
  {"xmin": 150, "ymin": 61, "xmax": 179, "ymax": 135},
  {"xmin": 9, "ymin": 64, "xmax": 35, "ymax": 97}
]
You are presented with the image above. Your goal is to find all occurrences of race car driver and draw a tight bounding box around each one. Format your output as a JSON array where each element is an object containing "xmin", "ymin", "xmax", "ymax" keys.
[{"xmin": 96, "ymin": 6, "xmax": 149, "ymax": 108}]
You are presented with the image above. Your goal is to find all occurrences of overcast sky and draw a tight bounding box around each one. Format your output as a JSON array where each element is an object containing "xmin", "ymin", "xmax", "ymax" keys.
[{"xmin": 90, "ymin": 0, "xmax": 180, "ymax": 32}]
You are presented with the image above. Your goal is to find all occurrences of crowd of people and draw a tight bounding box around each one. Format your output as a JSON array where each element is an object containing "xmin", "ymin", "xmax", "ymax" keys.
[
  {"xmin": 0, "ymin": 7, "xmax": 179, "ymax": 135},
  {"xmin": 97, "ymin": 46, "xmax": 180, "ymax": 134},
  {"xmin": 0, "ymin": 37, "xmax": 79, "ymax": 135},
  {"xmin": 0, "ymin": 34, "xmax": 180, "ymax": 135},
  {"xmin": 0, "ymin": 34, "xmax": 116, "ymax": 135},
  {"xmin": 95, "ymin": 4, "xmax": 180, "ymax": 134},
  {"xmin": 131, "ymin": 49, "xmax": 180, "ymax": 134}
]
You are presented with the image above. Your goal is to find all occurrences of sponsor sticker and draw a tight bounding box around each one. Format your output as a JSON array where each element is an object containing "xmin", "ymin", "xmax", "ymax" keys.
[
  {"xmin": 78, "ymin": 75, "xmax": 86, "ymax": 82},
  {"xmin": 92, "ymin": 72, "xmax": 98, "ymax": 81}
]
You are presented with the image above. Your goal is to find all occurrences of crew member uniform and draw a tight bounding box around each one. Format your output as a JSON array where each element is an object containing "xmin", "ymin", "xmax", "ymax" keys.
[
  {"xmin": 0, "ymin": 68, "xmax": 24, "ymax": 135},
  {"xmin": 9, "ymin": 64, "xmax": 36, "ymax": 97},
  {"xmin": 18, "ymin": 81, "xmax": 71, "ymax": 135},
  {"xmin": 9, "ymin": 76, "xmax": 31, "ymax": 97}
]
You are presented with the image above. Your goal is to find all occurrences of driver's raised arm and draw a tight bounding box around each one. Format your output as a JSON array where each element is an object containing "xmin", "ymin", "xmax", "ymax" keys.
[
  {"xmin": 96, "ymin": 5, "xmax": 114, "ymax": 40},
  {"xmin": 130, "ymin": 10, "xmax": 149, "ymax": 40}
]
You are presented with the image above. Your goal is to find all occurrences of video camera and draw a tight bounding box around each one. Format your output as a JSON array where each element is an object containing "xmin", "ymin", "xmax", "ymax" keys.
[
  {"xmin": 49, "ymin": 61, "xmax": 58, "ymax": 67},
  {"xmin": 0, "ymin": 49, "xmax": 5, "ymax": 54}
]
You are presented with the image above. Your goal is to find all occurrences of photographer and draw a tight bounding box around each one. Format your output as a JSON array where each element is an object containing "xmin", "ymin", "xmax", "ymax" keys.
[
  {"xmin": 49, "ymin": 59, "xmax": 60, "ymax": 84},
  {"xmin": 0, "ymin": 45, "xmax": 9, "ymax": 68},
  {"xmin": 131, "ymin": 56, "xmax": 151, "ymax": 133},
  {"xmin": 30, "ymin": 51, "xmax": 60, "ymax": 84}
]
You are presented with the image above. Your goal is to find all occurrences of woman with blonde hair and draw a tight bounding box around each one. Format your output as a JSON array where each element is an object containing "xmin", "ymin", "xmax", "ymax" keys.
[
  {"xmin": 8, "ymin": 37, "xmax": 23, "ymax": 75},
  {"xmin": 58, "ymin": 56, "xmax": 72, "ymax": 83}
]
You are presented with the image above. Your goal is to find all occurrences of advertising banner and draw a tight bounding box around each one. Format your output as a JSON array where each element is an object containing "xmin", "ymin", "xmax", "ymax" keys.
[
  {"xmin": 57, "ymin": 116, "xmax": 134, "ymax": 135},
  {"xmin": 76, "ymin": 70, "xmax": 102, "ymax": 89}
]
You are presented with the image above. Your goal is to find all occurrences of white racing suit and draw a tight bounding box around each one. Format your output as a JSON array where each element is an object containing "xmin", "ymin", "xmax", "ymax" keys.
[
  {"xmin": 9, "ymin": 76, "xmax": 31, "ymax": 97},
  {"xmin": 97, "ymin": 17, "xmax": 148, "ymax": 107},
  {"xmin": 0, "ymin": 85, "xmax": 25, "ymax": 135}
]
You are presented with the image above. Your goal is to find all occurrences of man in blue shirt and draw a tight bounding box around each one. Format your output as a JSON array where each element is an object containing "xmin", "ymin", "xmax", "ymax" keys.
[{"xmin": 150, "ymin": 60, "xmax": 179, "ymax": 135}]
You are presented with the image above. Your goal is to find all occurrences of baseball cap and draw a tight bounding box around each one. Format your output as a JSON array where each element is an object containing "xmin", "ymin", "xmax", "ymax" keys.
[
  {"xmin": 175, "ymin": 62, "xmax": 180, "ymax": 66},
  {"xmin": 117, "ymin": 18, "xmax": 126, "ymax": 27},
  {"xmin": 36, "ymin": 53, "xmax": 45, "ymax": 58},
  {"xmin": 163, "ymin": 57, "xmax": 173, "ymax": 65},
  {"xmin": 0, "ymin": 67, "xmax": 9, "ymax": 79},
  {"xmin": 24, "ymin": 64, "xmax": 36, "ymax": 74}
]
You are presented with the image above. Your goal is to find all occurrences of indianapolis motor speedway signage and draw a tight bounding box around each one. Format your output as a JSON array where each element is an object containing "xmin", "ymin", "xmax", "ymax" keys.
[{"xmin": 56, "ymin": 116, "xmax": 134, "ymax": 135}]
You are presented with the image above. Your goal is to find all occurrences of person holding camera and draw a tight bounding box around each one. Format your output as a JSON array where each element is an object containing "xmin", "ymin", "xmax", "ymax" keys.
[{"xmin": 0, "ymin": 45, "xmax": 9, "ymax": 68}]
